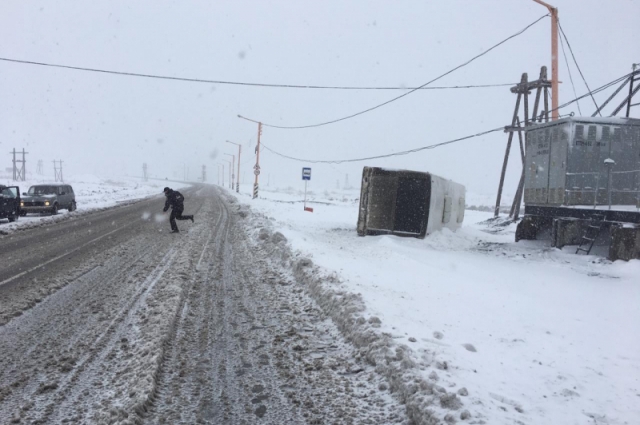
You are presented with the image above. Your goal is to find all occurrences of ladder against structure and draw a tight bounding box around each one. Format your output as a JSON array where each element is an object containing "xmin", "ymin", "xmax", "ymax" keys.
[{"xmin": 576, "ymin": 214, "xmax": 605, "ymax": 255}]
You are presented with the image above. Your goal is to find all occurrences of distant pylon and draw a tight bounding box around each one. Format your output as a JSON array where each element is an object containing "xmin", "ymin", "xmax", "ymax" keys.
[
  {"xmin": 53, "ymin": 160, "xmax": 64, "ymax": 182},
  {"xmin": 11, "ymin": 148, "xmax": 28, "ymax": 181},
  {"xmin": 202, "ymin": 165, "xmax": 206, "ymax": 182},
  {"xmin": 142, "ymin": 163, "xmax": 148, "ymax": 182},
  {"xmin": 37, "ymin": 160, "xmax": 43, "ymax": 175}
]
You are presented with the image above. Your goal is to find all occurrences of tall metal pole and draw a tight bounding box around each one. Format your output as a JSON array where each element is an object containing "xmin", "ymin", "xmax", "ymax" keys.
[
  {"xmin": 254, "ymin": 123, "xmax": 262, "ymax": 199},
  {"xmin": 219, "ymin": 163, "xmax": 225, "ymax": 187},
  {"xmin": 533, "ymin": 0, "xmax": 559, "ymax": 120},
  {"xmin": 237, "ymin": 116, "xmax": 262, "ymax": 199},
  {"xmin": 226, "ymin": 141, "xmax": 242, "ymax": 193},
  {"xmin": 237, "ymin": 145, "xmax": 241, "ymax": 193},
  {"xmin": 224, "ymin": 153, "xmax": 235, "ymax": 190}
]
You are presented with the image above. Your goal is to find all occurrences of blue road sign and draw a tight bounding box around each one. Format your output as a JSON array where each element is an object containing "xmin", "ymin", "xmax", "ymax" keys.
[{"xmin": 302, "ymin": 167, "xmax": 311, "ymax": 181}]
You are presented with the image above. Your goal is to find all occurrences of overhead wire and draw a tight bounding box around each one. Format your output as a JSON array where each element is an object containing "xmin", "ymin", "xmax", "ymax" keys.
[
  {"xmin": 257, "ymin": 71, "xmax": 635, "ymax": 165},
  {"xmin": 238, "ymin": 14, "xmax": 550, "ymax": 129},
  {"xmin": 0, "ymin": 57, "xmax": 515, "ymax": 91},
  {"xmin": 557, "ymin": 20, "xmax": 601, "ymax": 115},
  {"xmin": 558, "ymin": 27, "xmax": 582, "ymax": 115},
  {"xmin": 552, "ymin": 71, "xmax": 634, "ymax": 113},
  {"xmin": 260, "ymin": 126, "xmax": 505, "ymax": 164}
]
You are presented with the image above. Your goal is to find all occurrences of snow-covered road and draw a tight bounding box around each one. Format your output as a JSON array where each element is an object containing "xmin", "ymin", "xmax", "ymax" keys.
[{"xmin": 0, "ymin": 185, "xmax": 408, "ymax": 424}]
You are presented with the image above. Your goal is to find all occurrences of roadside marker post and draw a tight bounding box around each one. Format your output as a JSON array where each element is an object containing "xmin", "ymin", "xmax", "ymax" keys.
[{"xmin": 302, "ymin": 167, "xmax": 313, "ymax": 212}]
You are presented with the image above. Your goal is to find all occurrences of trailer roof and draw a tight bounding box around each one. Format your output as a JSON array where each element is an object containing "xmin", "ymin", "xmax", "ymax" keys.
[{"xmin": 523, "ymin": 116, "xmax": 640, "ymax": 132}]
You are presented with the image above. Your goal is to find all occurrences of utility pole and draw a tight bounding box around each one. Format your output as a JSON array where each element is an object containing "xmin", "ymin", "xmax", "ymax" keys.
[
  {"xmin": 10, "ymin": 148, "xmax": 28, "ymax": 181},
  {"xmin": 226, "ymin": 140, "xmax": 241, "ymax": 193},
  {"xmin": 142, "ymin": 163, "xmax": 148, "ymax": 182},
  {"xmin": 53, "ymin": 160, "xmax": 64, "ymax": 182},
  {"xmin": 219, "ymin": 163, "xmax": 225, "ymax": 187},
  {"xmin": 532, "ymin": 0, "xmax": 559, "ymax": 120},
  {"xmin": 627, "ymin": 63, "xmax": 637, "ymax": 118},
  {"xmin": 238, "ymin": 116, "xmax": 262, "ymax": 199},
  {"xmin": 253, "ymin": 122, "xmax": 262, "ymax": 198},
  {"xmin": 223, "ymin": 160, "xmax": 233, "ymax": 189},
  {"xmin": 202, "ymin": 165, "xmax": 206, "ymax": 182},
  {"xmin": 224, "ymin": 153, "xmax": 235, "ymax": 190},
  {"xmin": 495, "ymin": 67, "xmax": 551, "ymax": 218},
  {"xmin": 37, "ymin": 160, "xmax": 43, "ymax": 175}
]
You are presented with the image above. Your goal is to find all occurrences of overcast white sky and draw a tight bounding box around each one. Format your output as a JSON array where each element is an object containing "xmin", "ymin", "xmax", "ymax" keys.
[{"xmin": 0, "ymin": 0, "xmax": 637, "ymax": 198}]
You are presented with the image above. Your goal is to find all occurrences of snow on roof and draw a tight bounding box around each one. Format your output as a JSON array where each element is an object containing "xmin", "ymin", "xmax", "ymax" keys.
[{"xmin": 523, "ymin": 116, "xmax": 640, "ymax": 131}]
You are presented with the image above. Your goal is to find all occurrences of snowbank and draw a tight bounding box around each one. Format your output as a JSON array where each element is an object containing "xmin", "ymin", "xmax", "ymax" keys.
[{"xmin": 229, "ymin": 183, "xmax": 640, "ymax": 425}]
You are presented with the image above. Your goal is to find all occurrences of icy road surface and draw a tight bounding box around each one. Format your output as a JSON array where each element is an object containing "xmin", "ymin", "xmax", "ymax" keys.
[{"xmin": 0, "ymin": 185, "xmax": 407, "ymax": 424}]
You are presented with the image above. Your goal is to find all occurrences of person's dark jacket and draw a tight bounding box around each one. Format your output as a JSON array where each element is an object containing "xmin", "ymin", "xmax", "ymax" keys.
[{"xmin": 163, "ymin": 190, "xmax": 185, "ymax": 212}]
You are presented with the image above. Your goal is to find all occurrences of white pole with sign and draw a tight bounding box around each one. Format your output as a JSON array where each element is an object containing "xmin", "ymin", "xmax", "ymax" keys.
[{"xmin": 302, "ymin": 167, "xmax": 313, "ymax": 212}]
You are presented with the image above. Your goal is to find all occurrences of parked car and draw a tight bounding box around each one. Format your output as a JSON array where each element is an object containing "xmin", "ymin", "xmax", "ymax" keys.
[
  {"xmin": 21, "ymin": 184, "xmax": 77, "ymax": 215},
  {"xmin": 0, "ymin": 185, "xmax": 21, "ymax": 222}
]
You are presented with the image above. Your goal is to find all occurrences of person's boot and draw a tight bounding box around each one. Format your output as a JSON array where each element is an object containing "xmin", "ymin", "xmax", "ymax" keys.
[
  {"xmin": 190, "ymin": 216, "xmax": 194, "ymax": 223},
  {"xmin": 170, "ymin": 229, "xmax": 180, "ymax": 233}
]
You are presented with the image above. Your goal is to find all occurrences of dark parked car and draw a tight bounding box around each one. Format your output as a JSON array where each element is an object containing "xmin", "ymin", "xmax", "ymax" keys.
[
  {"xmin": 0, "ymin": 185, "xmax": 21, "ymax": 222},
  {"xmin": 21, "ymin": 184, "xmax": 77, "ymax": 215}
]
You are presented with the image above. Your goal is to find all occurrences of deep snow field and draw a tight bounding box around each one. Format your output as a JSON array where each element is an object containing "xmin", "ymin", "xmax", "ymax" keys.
[
  {"xmin": 229, "ymin": 183, "xmax": 640, "ymax": 425},
  {"xmin": 0, "ymin": 174, "xmax": 188, "ymax": 233}
]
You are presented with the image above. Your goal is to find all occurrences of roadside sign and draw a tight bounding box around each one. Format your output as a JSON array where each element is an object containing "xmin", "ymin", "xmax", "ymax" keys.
[
  {"xmin": 302, "ymin": 167, "xmax": 313, "ymax": 213},
  {"xmin": 302, "ymin": 167, "xmax": 311, "ymax": 181}
]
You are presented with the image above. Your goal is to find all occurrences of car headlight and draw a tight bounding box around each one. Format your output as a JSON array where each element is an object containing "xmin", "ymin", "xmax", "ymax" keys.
[
  {"xmin": 20, "ymin": 202, "xmax": 24, "ymax": 207},
  {"xmin": 44, "ymin": 201, "xmax": 50, "ymax": 206}
]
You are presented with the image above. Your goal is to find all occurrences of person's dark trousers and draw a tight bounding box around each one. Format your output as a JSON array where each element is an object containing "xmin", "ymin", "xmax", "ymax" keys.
[{"xmin": 169, "ymin": 207, "xmax": 193, "ymax": 232}]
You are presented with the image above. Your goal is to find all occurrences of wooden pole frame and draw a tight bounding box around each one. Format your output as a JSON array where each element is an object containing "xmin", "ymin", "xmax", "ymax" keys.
[{"xmin": 496, "ymin": 67, "xmax": 551, "ymax": 219}]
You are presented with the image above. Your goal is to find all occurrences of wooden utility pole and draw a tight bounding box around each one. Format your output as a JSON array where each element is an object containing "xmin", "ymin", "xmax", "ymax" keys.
[
  {"xmin": 495, "ymin": 67, "xmax": 551, "ymax": 219},
  {"xmin": 592, "ymin": 65, "xmax": 640, "ymax": 117},
  {"xmin": 533, "ymin": 0, "xmax": 559, "ymax": 120}
]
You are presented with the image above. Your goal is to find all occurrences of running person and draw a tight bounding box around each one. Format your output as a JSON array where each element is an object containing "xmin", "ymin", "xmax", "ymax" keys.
[{"xmin": 163, "ymin": 187, "xmax": 194, "ymax": 233}]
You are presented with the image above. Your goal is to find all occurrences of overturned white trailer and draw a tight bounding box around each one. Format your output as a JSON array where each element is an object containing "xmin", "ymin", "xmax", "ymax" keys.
[{"xmin": 357, "ymin": 167, "xmax": 465, "ymax": 238}]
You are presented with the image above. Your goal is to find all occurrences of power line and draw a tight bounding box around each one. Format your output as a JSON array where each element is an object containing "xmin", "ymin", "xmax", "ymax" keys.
[
  {"xmin": 0, "ymin": 56, "xmax": 516, "ymax": 91},
  {"xmin": 261, "ymin": 126, "xmax": 505, "ymax": 164},
  {"xmin": 554, "ymin": 71, "xmax": 633, "ymax": 113},
  {"xmin": 257, "ymin": 72, "xmax": 633, "ymax": 166},
  {"xmin": 239, "ymin": 14, "xmax": 549, "ymax": 130},
  {"xmin": 558, "ymin": 28, "xmax": 582, "ymax": 115},
  {"xmin": 557, "ymin": 21, "xmax": 600, "ymax": 115}
]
